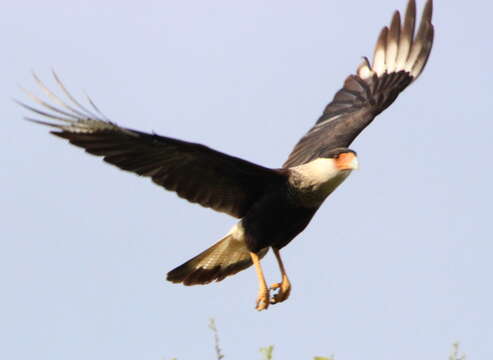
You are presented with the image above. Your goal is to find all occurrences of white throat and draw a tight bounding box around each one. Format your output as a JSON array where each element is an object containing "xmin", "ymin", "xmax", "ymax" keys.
[{"xmin": 289, "ymin": 158, "xmax": 352, "ymax": 207}]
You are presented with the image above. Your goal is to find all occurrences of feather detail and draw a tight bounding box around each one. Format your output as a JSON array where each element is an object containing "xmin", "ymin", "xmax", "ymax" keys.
[
  {"xmin": 167, "ymin": 223, "xmax": 268, "ymax": 285},
  {"xmin": 284, "ymin": 0, "xmax": 434, "ymax": 168}
]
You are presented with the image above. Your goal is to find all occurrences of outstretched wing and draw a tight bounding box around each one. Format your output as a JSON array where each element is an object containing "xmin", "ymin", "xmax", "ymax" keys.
[
  {"xmin": 284, "ymin": 0, "xmax": 434, "ymax": 168},
  {"xmin": 19, "ymin": 73, "xmax": 286, "ymax": 218}
]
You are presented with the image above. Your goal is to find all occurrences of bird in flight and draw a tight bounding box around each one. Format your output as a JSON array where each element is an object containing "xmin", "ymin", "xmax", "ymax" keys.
[{"xmin": 19, "ymin": 0, "xmax": 433, "ymax": 311}]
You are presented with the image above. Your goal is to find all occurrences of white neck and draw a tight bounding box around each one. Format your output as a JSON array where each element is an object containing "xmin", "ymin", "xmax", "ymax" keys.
[{"xmin": 289, "ymin": 158, "xmax": 352, "ymax": 207}]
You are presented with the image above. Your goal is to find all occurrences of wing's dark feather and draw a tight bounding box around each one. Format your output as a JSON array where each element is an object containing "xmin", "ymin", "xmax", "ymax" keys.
[
  {"xmin": 283, "ymin": 0, "xmax": 433, "ymax": 168},
  {"xmin": 24, "ymin": 76, "xmax": 286, "ymax": 218}
]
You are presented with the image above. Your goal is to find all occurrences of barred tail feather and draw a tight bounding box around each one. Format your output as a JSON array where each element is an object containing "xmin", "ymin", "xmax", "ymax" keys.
[{"xmin": 166, "ymin": 228, "xmax": 268, "ymax": 285}]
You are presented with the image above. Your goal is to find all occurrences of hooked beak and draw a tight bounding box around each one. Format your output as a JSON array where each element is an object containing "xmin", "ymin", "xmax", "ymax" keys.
[{"xmin": 335, "ymin": 152, "xmax": 359, "ymax": 171}]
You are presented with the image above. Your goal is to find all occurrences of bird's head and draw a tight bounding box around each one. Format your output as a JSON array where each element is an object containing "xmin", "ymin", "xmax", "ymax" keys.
[
  {"xmin": 289, "ymin": 147, "xmax": 358, "ymax": 187},
  {"xmin": 288, "ymin": 147, "xmax": 358, "ymax": 205},
  {"xmin": 321, "ymin": 147, "xmax": 359, "ymax": 171}
]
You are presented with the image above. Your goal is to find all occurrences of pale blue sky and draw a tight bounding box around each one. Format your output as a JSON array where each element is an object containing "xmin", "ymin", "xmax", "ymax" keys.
[{"xmin": 1, "ymin": 1, "xmax": 492, "ymax": 359}]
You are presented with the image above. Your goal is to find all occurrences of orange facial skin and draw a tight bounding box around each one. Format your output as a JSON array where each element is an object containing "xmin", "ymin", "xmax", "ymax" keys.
[{"xmin": 335, "ymin": 152, "xmax": 359, "ymax": 171}]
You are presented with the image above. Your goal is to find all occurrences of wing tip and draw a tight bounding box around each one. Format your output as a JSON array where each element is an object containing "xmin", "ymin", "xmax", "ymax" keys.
[
  {"xmin": 18, "ymin": 72, "xmax": 115, "ymax": 134},
  {"xmin": 363, "ymin": 0, "xmax": 433, "ymax": 81}
]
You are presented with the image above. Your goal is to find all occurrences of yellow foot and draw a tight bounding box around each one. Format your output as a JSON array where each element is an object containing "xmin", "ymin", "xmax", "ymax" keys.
[
  {"xmin": 255, "ymin": 290, "xmax": 270, "ymax": 311},
  {"xmin": 270, "ymin": 280, "xmax": 291, "ymax": 304}
]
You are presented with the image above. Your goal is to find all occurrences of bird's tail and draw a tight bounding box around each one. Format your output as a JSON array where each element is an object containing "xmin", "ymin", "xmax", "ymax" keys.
[{"xmin": 166, "ymin": 224, "xmax": 268, "ymax": 285}]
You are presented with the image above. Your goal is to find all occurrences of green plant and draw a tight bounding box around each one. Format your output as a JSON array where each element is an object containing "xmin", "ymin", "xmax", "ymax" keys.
[
  {"xmin": 209, "ymin": 318, "xmax": 225, "ymax": 360},
  {"xmin": 449, "ymin": 342, "xmax": 466, "ymax": 360},
  {"xmin": 260, "ymin": 346, "xmax": 274, "ymax": 360},
  {"xmin": 168, "ymin": 320, "xmax": 465, "ymax": 359}
]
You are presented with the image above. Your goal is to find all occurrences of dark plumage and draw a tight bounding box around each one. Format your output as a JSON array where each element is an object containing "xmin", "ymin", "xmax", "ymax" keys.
[
  {"xmin": 284, "ymin": 0, "xmax": 433, "ymax": 167},
  {"xmin": 19, "ymin": 0, "xmax": 434, "ymax": 311}
]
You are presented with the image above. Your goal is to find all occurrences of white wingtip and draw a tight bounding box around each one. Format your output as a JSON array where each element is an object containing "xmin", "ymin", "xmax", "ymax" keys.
[
  {"xmin": 373, "ymin": 27, "xmax": 388, "ymax": 77},
  {"xmin": 357, "ymin": 57, "xmax": 374, "ymax": 78},
  {"xmin": 361, "ymin": 0, "xmax": 433, "ymax": 81}
]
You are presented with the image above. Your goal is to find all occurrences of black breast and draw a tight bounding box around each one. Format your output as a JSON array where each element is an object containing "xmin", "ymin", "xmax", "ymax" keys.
[{"xmin": 242, "ymin": 187, "xmax": 318, "ymax": 253}]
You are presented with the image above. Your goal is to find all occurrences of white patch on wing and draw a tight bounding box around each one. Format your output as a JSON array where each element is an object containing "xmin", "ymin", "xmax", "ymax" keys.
[
  {"xmin": 357, "ymin": 61, "xmax": 374, "ymax": 79},
  {"xmin": 358, "ymin": 1, "xmax": 433, "ymax": 82},
  {"xmin": 386, "ymin": 40, "xmax": 398, "ymax": 72},
  {"xmin": 396, "ymin": 35, "xmax": 411, "ymax": 71},
  {"xmin": 373, "ymin": 44, "xmax": 387, "ymax": 76}
]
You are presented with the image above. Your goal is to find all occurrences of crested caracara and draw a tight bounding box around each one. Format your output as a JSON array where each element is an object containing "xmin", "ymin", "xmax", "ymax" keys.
[{"xmin": 19, "ymin": 0, "xmax": 434, "ymax": 311}]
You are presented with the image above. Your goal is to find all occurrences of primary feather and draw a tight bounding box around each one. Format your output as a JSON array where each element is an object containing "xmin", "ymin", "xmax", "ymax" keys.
[
  {"xmin": 283, "ymin": 0, "xmax": 433, "ymax": 168},
  {"xmin": 18, "ymin": 0, "xmax": 434, "ymax": 294},
  {"xmin": 18, "ymin": 73, "xmax": 286, "ymax": 218}
]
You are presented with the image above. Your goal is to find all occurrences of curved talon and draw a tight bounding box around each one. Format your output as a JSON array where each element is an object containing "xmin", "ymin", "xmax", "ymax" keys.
[
  {"xmin": 255, "ymin": 290, "xmax": 270, "ymax": 311},
  {"xmin": 270, "ymin": 248, "xmax": 292, "ymax": 305},
  {"xmin": 270, "ymin": 280, "xmax": 291, "ymax": 304},
  {"xmin": 270, "ymin": 282, "xmax": 281, "ymax": 290}
]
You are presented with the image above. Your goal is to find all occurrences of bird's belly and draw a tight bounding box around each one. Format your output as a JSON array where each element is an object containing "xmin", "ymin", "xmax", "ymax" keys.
[{"xmin": 242, "ymin": 193, "xmax": 318, "ymax": 252}]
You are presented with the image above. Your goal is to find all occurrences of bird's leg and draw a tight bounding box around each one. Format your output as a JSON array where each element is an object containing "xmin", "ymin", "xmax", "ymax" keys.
[
  {"xmin": 270, "ymin": 248, "xmax": 291, "ymax": 304},
  {"xmin": 250, "ymin": 251, "xmax": 270, "ymax": 311}
]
